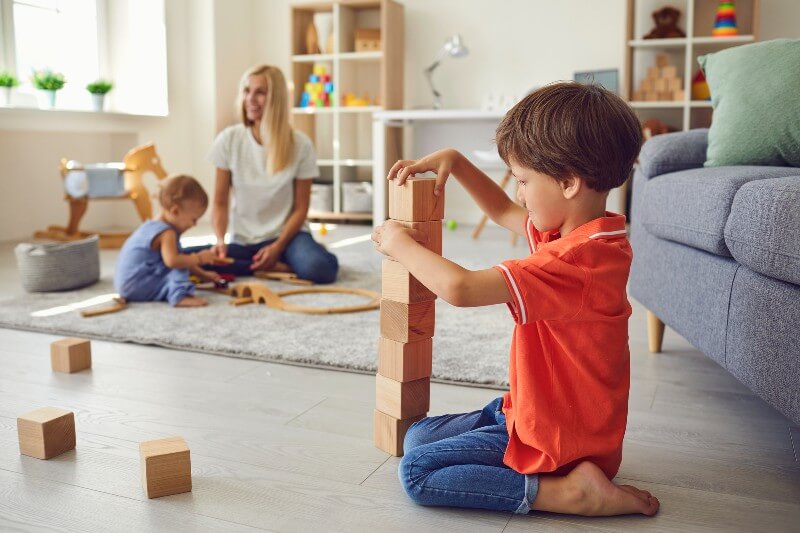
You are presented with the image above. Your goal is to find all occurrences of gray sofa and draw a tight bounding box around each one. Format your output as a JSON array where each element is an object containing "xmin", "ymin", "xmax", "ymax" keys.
[{"xmin": 629, "ymin": 129, "xmax": 800, "ymax": 425}]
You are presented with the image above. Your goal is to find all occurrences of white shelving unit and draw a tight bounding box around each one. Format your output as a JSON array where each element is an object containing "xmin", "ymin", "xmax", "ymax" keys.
[
  {"xmin": 624, "ymin": 0, "xmax": 760, "ymax": 131},
  {"xmin": 290, "ymin": 0, "xmax": 404, "ymax": 222}
]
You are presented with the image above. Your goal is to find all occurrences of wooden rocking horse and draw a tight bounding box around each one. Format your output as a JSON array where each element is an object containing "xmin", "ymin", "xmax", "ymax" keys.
[{"xmin": 34, "ymin": 143, "xmax": 168, "ymax": 249}]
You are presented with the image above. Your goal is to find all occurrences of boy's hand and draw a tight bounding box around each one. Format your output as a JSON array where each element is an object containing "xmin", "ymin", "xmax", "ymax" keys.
[
  {"xmin": 372, "ymin": 220, "xmax": 424, "ymax": 258},
  {"xmin": 388, "ymin": 148, "xmax": 461, "ymax": 197}
]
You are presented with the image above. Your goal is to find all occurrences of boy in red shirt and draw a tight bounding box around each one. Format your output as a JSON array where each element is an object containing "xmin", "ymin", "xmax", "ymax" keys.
[{"xmin": 372, "ymin": 82, "xmax": 659, "ymax": 517}]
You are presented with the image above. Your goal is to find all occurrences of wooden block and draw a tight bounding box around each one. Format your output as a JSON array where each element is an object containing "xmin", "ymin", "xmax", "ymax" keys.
[
  {"xmin": 394, "ymin": 220, "xmax": 442, "ymax": 255},
  {"xmin": 50, "ymin": 338, "xmax": 91, "ymax": 373},
  {"xmin": 654, "ymin": 78, "xmax": 667, "ymax": 92},
  {"xmin": 375, "ymin": 374, "xmax": 430, "ymax": 419},
  {"xmin": 140, "ymin": 436, "xmax": 192, "ymax": 499},
  {"xmin": 644, "ymin": 92, "xmax": 658, "ymax": 101},
  {"xmin": 380, "ymin": 299, "xmax": 435, "ymax": 343},
  {"xmin": 17, "ymin": 407, "xmax": 76, "ymax": 460},
  {"xmin": 668, "ymin": 77, "xmax": 683, "ymax": 91},
  {"xmin": 382, "ymin": 258, "xmax": 436, "ymax": 304},
  {"xmin": 378, "ymin": 337, "xmax": 433, "ymax": 382},
  {"xmin": 388, "ymin": 177, "xmax": 444, "ymax": 222},
  {"xmin": 632, "ymin": 90, "xmax": 644, "ymax": 101},
  {"xmin": 655, "ymin": 53, "xmax": 670, "ymax": 68},
  {"xmin": 373, "ymin": 409, "xmax": 423, "ymax": 456},
  {"xmin": 673, "ymin": 90, "xmax": 686, "ymax": 101},
  {"xmin": 658, "ymin": 91, "xmax": 673, "ymax": 100},
  {"xmin": 647, "ymin": 66, "xmax": 660, "ymax": 79},
  {"xmin": 660, "ymin": 65, "xmax": 678, "ymax": 79},
  {"xmin": 640, "ymin": 78, "xmax": 654, "ymax": 92}
]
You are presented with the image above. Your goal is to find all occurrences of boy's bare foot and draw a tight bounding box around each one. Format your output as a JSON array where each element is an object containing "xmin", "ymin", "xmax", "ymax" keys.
[
  {"xmin": 533, "ymin": 461, "xmax": 659, "ymax": 517},
  {"xmin": 175, "ymin": 296, "xmax": 208, "ymax": 307}
]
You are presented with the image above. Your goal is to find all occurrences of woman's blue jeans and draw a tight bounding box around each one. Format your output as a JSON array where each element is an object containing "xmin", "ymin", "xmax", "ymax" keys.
[
  {"xmin": 398, "ymin": 397, "xmax": 539, "ymax": 514},
  {"xmin": 185, "ymin": 231, "xmax": 338, "ymax": 284}
]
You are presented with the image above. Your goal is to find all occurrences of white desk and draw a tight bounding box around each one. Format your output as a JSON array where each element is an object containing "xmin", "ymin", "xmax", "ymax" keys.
[{"xmin": 372, "ymin": 109, "xmax": 507, "ymax": 225}]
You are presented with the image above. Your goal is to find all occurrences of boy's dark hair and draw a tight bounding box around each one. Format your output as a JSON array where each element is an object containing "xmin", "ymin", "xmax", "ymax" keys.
[
  {"xmin": 159, "ymin": 174, "xmax": 208, "ymax": 210},
  {"xmin": 496, "ymin": 82, "xmax": 642, "ymax": 192}
]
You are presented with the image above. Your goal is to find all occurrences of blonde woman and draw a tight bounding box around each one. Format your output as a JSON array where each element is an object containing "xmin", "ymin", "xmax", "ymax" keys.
[{"xmin": 187, "ymin": 65, "xmax": 338, "ymax": 283}]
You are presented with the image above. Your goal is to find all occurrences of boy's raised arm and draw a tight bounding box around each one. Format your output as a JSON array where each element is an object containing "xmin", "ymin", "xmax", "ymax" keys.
[{"xmin": 389, "ymin": 149, "xmax": 528, "ymax": 236}]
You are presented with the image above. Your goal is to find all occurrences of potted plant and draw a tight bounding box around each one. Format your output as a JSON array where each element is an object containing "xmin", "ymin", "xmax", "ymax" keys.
[
  {"xmin": 86, "ymin": 79, "xmax": 113, "ymax": 111},
  {"xmin": 0, "ymin": 71, "xmax": 18, "ymax": 107},
  {"xmin": 31, "ymin": 70, "xmax": 66, "ymax": 109}
]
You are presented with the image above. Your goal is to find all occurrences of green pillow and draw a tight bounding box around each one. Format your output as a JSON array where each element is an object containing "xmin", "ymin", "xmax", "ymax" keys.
[{"xmin": 699, "ymin": 39, "xmax": 800, "ymax": 167}]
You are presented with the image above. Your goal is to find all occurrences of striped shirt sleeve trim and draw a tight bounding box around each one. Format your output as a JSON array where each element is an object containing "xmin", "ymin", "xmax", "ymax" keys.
[
  {"xmin": 588, "ymin": 229, "xmax": 627, "ymax": 239},
  {"xmin": 526, "ymin": 217, "xmax": 535, "ymax": 252},
  {"xmin": 497, "ymin": 263, "xmax": 527, "ymax": 325}
]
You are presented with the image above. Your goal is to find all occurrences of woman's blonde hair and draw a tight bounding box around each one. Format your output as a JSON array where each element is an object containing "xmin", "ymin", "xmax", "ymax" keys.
[{"xmin": 237, "ymin": 65, "xmax": 294, "ymax": 175}]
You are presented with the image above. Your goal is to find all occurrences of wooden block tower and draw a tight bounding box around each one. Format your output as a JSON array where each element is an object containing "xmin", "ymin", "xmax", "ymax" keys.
[
  {"xmin": 632, "ymin": 53, "xmax": 685, "ymax": 102},
  {"xmin": 374, "ymin": 178, "xmax": 444, "ymax": 456}
]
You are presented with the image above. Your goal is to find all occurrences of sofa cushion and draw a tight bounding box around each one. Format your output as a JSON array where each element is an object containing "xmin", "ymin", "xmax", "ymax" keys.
[
  {"xmin": 638, "ymin": 129, "xmax": 708, "ymax": 180},
  {"xmin": 725, "ymin": 176, "xmax": 800, "ymax": 284},
  {"xmin": 640, "ymin": 166, "xmax": 799, "ymax": 256},
  {"xmin": 699, "ymin": 39, "xmax": 800, "ymax": 167}
]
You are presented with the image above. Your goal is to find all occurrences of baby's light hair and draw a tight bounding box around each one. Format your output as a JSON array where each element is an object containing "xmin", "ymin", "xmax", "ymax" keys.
[{"xmin": 158, "ymin": 174, "xmax": 208, "ymax": 210}]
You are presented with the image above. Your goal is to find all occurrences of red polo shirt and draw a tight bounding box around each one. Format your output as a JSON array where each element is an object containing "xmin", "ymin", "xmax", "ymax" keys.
[{"xmin": 494, "ymin": 212, "xmax": 632, "ymax": 479}]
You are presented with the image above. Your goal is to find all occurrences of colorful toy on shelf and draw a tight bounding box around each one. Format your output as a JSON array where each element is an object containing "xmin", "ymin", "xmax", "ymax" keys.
[
  {"xmin": 632, "ymin": 54, "xmax": 684, "ymax": 102},
  {"xmin": 341, "ymin": 92, "xmax": 372, "ymax": 107},
  {"xmin": 299, "ymin": 63, "xmax": 333, "ymax": 108},
  {"xmin": 712, "ymin": 1, "xmax": 738, "ymax": 37},
  {"xmin": 643, "ymin": 6, "xmax": 686, "ymax": 39},
  {"xmin": 692, "ymin": 69, "xmax": 711, "ymax": 100}
]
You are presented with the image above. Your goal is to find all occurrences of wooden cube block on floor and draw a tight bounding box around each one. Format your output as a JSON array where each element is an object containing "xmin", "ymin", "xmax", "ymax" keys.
[
  {"xmin": 382, "ymin": 259, "xmax": 435, "ymax": 304},
  {"xmin": 378, "ymin": 337, "xmax": 433, "ymax": 382},
  {"xmin": 50, "ymin": 338, "xmax": 91, "ymax": 373},
  {"xmin": 17, "ymin": 407, "xmax": 76, "ymax": 460},
  {"xmin": 388, "ymin": 177, "xmax": 445, "ymax": 222},
  {"xmin": 140, "ymin": 436, "xmax": 192, "ymax": 499},
  {"xmin": 374, "ymin": 409, "xmax": 423, "ymax": 456},
  {"xmin": 394, "ymin": 220, "xmax": 442, "ymax": 255},
  {"xmin": 376, "ymin": 374, "xmax": 430, "ymax": 419},
  {"xmin": 380, "ymin": 299, "xmax": 435, "ymax": 343}
]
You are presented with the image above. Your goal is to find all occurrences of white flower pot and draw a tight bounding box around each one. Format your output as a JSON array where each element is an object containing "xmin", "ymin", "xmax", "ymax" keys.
[
  {"xmin": 91, "ymin": 93, "xmax": 105, "ymax": 112},
  {"xmin": 36, "ymin": 89, "xmax": 57, "ymax": 109},
  {"xmin": 313, "ymin": 12, "xmax": 333, "ymax": 53},
  {"xmin": 0, "ymin": 87, "xmax": 11, "ymax": 107}
]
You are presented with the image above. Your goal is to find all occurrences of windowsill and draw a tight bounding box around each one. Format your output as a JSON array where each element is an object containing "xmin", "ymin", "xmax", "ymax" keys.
[{"xmin": 0, "ymin": 104, "xmax": 168, "ymax": 133}]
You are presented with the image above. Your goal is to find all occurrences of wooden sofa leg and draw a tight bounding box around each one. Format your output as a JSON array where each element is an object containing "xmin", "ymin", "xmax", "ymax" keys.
[{"xmin": 646, "ymin": 310, "xmax": 665, "ymax": 353}]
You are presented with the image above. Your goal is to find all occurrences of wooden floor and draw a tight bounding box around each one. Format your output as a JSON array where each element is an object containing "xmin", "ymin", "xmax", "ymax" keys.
[{"xmin": 0, "ymin": 228, "xmax": 798, "ymax": 532}]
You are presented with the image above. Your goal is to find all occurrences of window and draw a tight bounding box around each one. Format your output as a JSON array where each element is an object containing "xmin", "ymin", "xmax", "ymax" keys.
[
  {"xmin": 0, "ymin": 0, "xmax": 168, "ymax": 115},
  {"xmin": 2, "ymin": 0, "xmax": 103, "ymax": 109}
]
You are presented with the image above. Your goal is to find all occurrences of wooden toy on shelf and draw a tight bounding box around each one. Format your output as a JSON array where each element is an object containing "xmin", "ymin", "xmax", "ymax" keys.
[
  {"xmin": 34, "ymin": 143, "xmax": 168, "ymax": 249},
  {"xmin": 139, "ymin": 436, "xmax": 192, "ymax": 499},
  {"xmin": 643, "ymin": 6, "xmax": 686, "ymax": 39},
  {"xmin": 17, "ymin": 407, "xmax": 76, "ymax": 460},
  {"xmin": 375, "ymin": 177, "xmax": 442, "ymax": 457},
  {"xmin": 50, "ymin": 338, "xmax": 91, "ymax": 372},
  {"xmin": 632, "ymin": 54, "xmax": 685, "ymax": 102},
  {"xmin": 354, "ymin": 28, "xmax": 381, "ymax": 52}
]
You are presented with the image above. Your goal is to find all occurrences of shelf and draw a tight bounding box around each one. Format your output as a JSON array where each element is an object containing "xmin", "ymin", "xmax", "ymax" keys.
[
  {"xmin": 293, "ymin": 53, "xmax": 336, "ymax": 63},
  {"xmin": 339, "ymin": 51, "xmax": 383, "ymax": 61},
  {"xmin": 307, "ymin": 210, "xmax": 372, "ymax": 221},
  {"xmin": 690, "ymin": 100, "xmax": 713, "ymax": 108},
  {"xmin": 628, "ymin": 101, "xmax": 685, "ymax": 109},
  {"xmin": 292, "ymin": 106, "xmax": 382, "ymax": 115},
  {"xmin": 628, "ymin": 35, "xmax": 756, "ymax": 49}
]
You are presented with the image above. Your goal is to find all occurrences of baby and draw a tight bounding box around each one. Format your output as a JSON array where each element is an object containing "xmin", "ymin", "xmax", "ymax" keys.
[{"xmin": 114, "ymin": 175, "xmax": 227, "ymax": 307}]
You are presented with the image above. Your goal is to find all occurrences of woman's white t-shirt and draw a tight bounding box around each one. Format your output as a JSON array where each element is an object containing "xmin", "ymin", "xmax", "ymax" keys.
[{"xmin": 208, "ymin": 124, "xmax": 319, "ymax": 244}]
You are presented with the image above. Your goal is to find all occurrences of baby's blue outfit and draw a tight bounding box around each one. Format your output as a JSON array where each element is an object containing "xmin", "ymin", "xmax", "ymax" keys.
[{"xmin": 114, "ymin": 220, "xmax": 195, "ymax": 306}]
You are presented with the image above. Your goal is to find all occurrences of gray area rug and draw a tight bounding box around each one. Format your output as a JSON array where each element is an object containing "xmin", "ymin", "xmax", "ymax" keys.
[{"xmin": 0, "ymin": 255, "xmax": 512, "ymax": 387}]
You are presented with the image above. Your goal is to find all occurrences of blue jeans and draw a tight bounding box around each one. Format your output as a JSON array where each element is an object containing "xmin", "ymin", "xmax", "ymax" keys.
[
  {"xmin": 399, "ymin": 397, "xmax": 539, "ymax": 514},
  {"xmin": 184, "ymin": 231, "xmax": 338, "ymax": 284}
]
